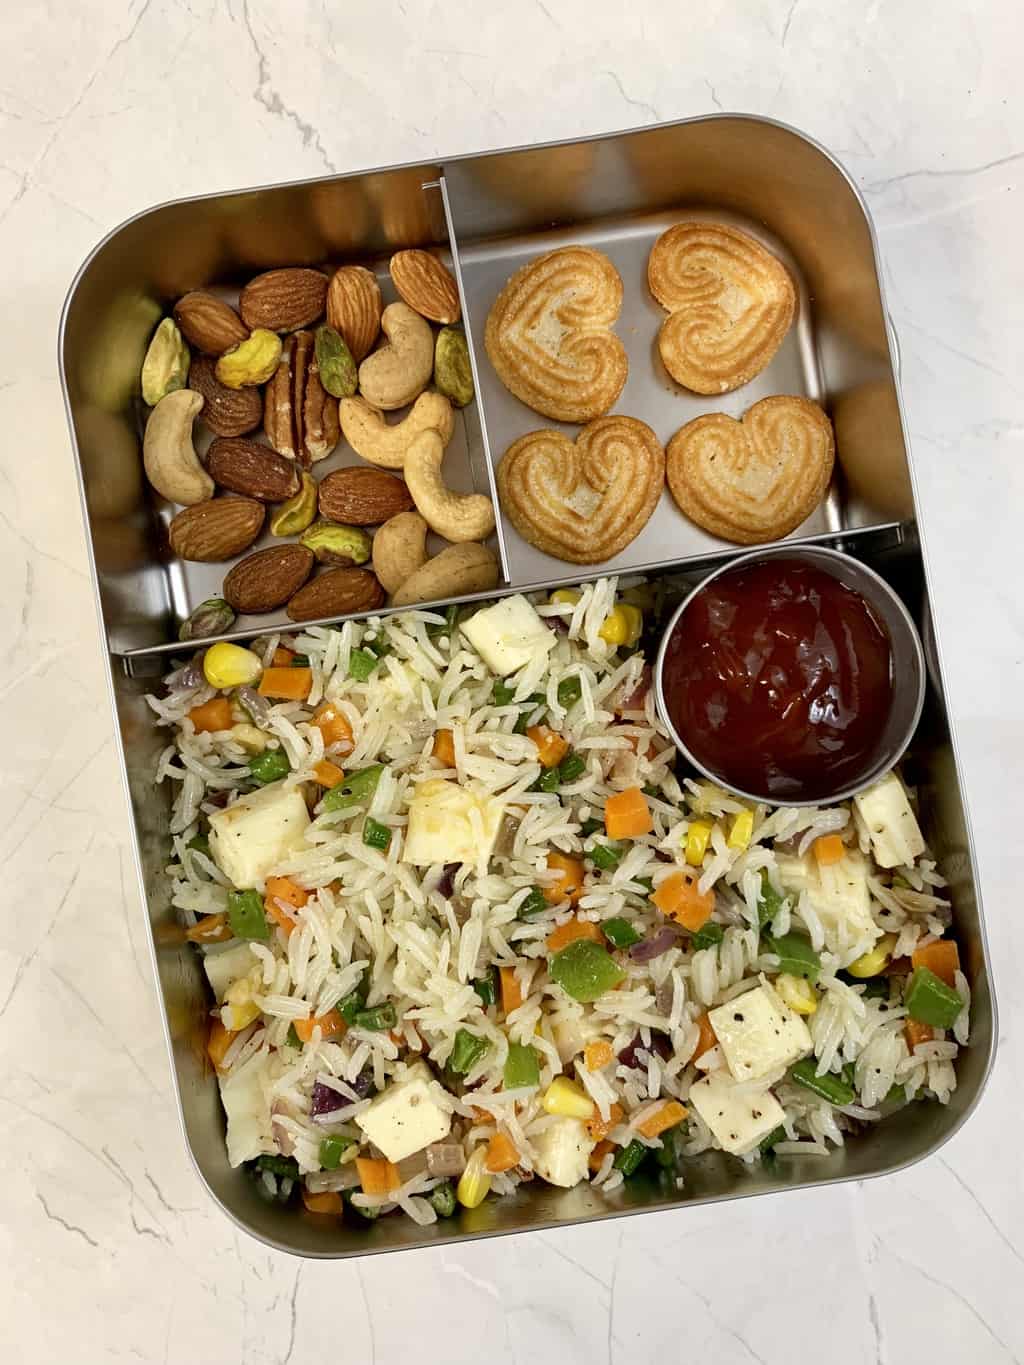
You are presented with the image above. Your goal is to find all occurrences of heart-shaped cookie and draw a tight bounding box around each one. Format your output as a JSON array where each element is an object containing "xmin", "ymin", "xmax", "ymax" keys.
[
  {"xmin": 485, "ymin": 246, "xmax": 628, "ymax": 422},
  {"xmin": 649, "ymin": 222, "xmax": 796, "ymax": 394},
  {"xmin": 666, "ymin": 396, "xmax": 835, "ymax": 545},
  {"xmin": 497, "ymin": 416, "xmax": 664, "ymax": 564}
]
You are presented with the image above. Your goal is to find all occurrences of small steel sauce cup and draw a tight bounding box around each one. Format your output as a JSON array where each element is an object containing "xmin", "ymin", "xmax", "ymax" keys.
[{"xmin": 654, "ymin": 545, "xmax": 926, "ymax": 807}]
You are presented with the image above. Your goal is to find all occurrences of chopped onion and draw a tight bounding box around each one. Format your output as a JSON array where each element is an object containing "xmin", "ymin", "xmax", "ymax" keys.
[
  {"xmin": 306, "ymin": 1166, "xmax": 360, "ymax": 1194},
  {"xmin": 630, "ymin": 927, "xmax": 681, "ymax": 963},
  {"xmin": 271, "ymin": 1100, "xmax": 295, "ymax": 1156},
  {"xmin": 169, "ymin": 656, "xmax": 205, "ymax": 692},
  {"xmin": 236, "ymin": 685, "xmax": 271, "ymax": 723},
  {"xmin": 425, "ymin": 1143, "xmax": 466, "ymax": 1177},
  {"xmin": 396, "ymin": 1151, "xmax": 429, "ymax": 1182}
]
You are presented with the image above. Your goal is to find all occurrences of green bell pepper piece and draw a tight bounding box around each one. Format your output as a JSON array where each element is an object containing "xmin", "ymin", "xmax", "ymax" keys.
[{"xmin": 549, "ymin": 940, "xmax": 625, "ymax": 1002}]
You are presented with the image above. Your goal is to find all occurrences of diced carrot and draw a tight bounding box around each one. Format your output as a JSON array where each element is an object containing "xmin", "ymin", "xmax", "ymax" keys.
[
  {"xmin": 588, "ymin": 1139, "xmax": 614, "ymax": 1173},
  {"xmin": 912, "ymin": 940, "xmax": 960, "ymax": 988},
  {"xmin": 189, "ymin": 697, "xmax": 233, "ymax": 733},
  {"xmin": 469, "ymin": 1106, "xmax": 491, "ymax": 1124},
  {"xmin": 485, "ymin": 1132, "xmax": 519, "ymax": 1174},
  {"xmin": 584, "ymin": 1040, "xmax": 614, "ymax": 1071},
  {"xmin": 293, "ymin": 1009, "xmax": 346, "ymax": 1044},
  {"xmin": 265, "ymin": 875, "xmax": 309, "ymax": 910},
  {"xmin": 693, "ymin": 1011, "xmax": 718, "ymax": 1062},
  {"xmin": 258, "ymin": 666, "xmax": 312, "ymax": 701},
  {"xmin": 312, "ymin": 703, "xmax": 354, "ymax": 753},
  {"xmin": 813, "ymin": 834, "xmax": 846, "ymax": 866},
  {"xmin": 265, "ymin": 899, "xmax": 295, "ymax": 937},
  {"xmin": 186, "ymin": 912, "xmax": 233, "ymax": 944},
  {"xmin": 313, "ymin": 759, "xmax": 345, "ymax": 788},
  {"xmin": 526, "ymin": 724, "xmax": 570, "ymax": 769},
  {"xmin": 500, "ymin": 966, "xmax": 523, "ymax": 1014},
  {"xmin": 272, "ymin": 647, "xmax": 296, "ymax": 666},
  {"xmin": 543, "ymin": 851, "xmax": 586, "ymax": 906},
  {"xmin": 652, "ymin": 871, "xmax": 714, "ymax": 931},
  {"xmin": 302, "ymin": 1188, "xmax": 343, "ymax": 1215},
  {"xmin": 637, "ymin": 1099, "xmax": 688, "ymax": 1139},
  {"xmin": 905, "ymin": 1019, "xmax": 934, "ymax": 1051},
  {"xmin": 206, "ymin": 1018, "xmax": 233, "ymax": 1073},
  {"xmin": 356, "ymin": 1157, "xmax": 401, "ymax": 1195},
  {"xmin": 586, "ymin": 1102, "xmax": 624, "ymax": 1142},
  {"xmin": 604, "ymin": 786, "xmax": 653, "ymax": 839},
  {"xmin": 546, "ymin": 915, "xmax": 603, "ymax": 952},
  {"xmin": 432, "ymin": 728, "xmax": 456, "ymax": 767}
]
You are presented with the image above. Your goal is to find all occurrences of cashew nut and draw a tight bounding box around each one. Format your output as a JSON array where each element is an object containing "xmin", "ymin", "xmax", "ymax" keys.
[
  {"xmin": 372, "ymin": 511, "xmax": 429, "ymax": 595},
  {"xmin": 340, "ymin": 392, "xmax": 455, "ymax": 470},
  {"xmin": 404, "ymin": 429, "xmax": 496, "ymax": 543},
  {"xmin": 142, "ymin": 389, "xmax": 213, "ymax": 505},
  {"xmin": 357, "ymin": 302, "xmax": 434, "ymax": 410},
  {"xmin": 390, "ymin": 543, "xmax": 499, "ymax": 608}
]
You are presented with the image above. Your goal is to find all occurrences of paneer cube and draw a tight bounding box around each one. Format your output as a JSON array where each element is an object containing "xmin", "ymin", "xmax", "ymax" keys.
[
  {"xmin": 460, "ymin": 594, "xmax": 555, "ymax": 676},
  {"xmin": 354, "ymin": 1063, "xmax": 453, "ymax": 1163},
  {"xmin": 208, "ymin": 781, "xmax": 310, "ymax": 890},
  {"xmin": 532, "ymin": 1116, "xmax": 596, "ymax": 1188},
  {"xmin": 775, "ymin": 848, "xmax": 878, "ymax": 955},
  {"xmin": 402, "ymin": 778, "xmax": 505, "ymax": 868},
  {"xmin": 709, "ymin": 984, "xmax": 812, "ymax": 1083},
  {"xmin": 854, "ymin": 773, "xmax": 925, "ymax": 869},
  {"xmin": 688, "ymin": 1071, "xmax": 786, "ymax": 1155},
  {"xmin": 203, "ymin": 942, "xmax": 258, "ymax": 1002},
  {"xmin": 219, "ymin": 1054, "xmax": 274, "ymax": 1167}
]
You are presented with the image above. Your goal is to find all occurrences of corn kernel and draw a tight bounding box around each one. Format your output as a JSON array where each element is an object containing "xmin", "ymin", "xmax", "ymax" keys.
[
  {"xmin": 541, "ymin": 1076, "xmax": 595, "ymax": 1120},
  {"xmin": 550, "ymin": 588, "xmax": 582, "ymax": 606},
  {"xmin": 775, "ymin": 973, "xmax": 818, "ymax": 1015},
  {"xmin": 847, "ymin": 933, "xmax": 898, "ymax": 979},
  {"xmin": 203, "ymin": 642, "xmax": 263, "ymax": 690},
  {"xmin": 727, "ymin": 809, "xmax": 754, "ymax": 850},
  {"xmin": 456, "ymin": 1146, "xmax": 492, "ymax": 1209},
  {"xmin": 598, "ymin": 604, "xmax": 643, "ymax": 648},
  {"xmin": 684, "ymin": 820, "xmax": 713, "ymax": 866},
  {"xmin": 222, "ymin": 998, "xmax": 260, "ymax": 1031}
]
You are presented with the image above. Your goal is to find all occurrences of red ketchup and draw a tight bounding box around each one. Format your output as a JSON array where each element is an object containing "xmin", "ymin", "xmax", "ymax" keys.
[{"xmin": 661, "ymin": 559, "xmax": 894, "ymax": 802}]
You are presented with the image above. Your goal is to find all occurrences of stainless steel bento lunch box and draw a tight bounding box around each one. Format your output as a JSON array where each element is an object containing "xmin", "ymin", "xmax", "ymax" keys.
[{"xmin": 60, "ymin": 115, "xmax": 996, "ymax": 1257}]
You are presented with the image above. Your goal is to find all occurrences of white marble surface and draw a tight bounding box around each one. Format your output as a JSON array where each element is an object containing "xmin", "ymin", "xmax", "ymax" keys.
[{"xmin": 2, "ymin": 2, "xmax": 1022, "ymax": 1360}]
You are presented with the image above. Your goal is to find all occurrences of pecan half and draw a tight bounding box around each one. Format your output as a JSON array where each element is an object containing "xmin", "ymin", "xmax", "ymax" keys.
[{"xmin": 264, "ymin": 330, "xmax": 340, "ymax": 468}]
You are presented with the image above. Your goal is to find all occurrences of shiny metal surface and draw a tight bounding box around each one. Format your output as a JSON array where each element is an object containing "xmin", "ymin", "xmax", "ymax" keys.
[
  {"xmin": 59, "ymin": 114, "xmax": 995, "ymax": 1259},
  {"xmin": 652, "ymin": 544, "xmax": 926, "ymax": 807}
]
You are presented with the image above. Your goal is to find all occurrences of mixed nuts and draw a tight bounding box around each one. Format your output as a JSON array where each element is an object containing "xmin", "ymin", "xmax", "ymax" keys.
[{"xmin": 138, "ymin": 248, "xmax": 490, "ymax": 630}]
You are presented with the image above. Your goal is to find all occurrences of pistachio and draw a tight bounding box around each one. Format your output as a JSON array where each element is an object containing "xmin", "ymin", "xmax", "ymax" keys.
[
  {"xmin": 141, "ymin": 319, "xmax": 190, "ymax": 406},
  {"xmin": 270, "ymin": 472, "xmax": 318, "ymax": 537},
  {"xmin": 178, "ymin": 597, "xmax": 236, "ymax": 641},
  {"xmin": 215, "ymin": 328, "xmax": 283, "ymax": 389},
  {"xmin": 434, "ymin": 326, "xmax": 474, "ymax": 407},
  {"xmin": 299, "ymin": 520, "xmax": 372, "ymax": 567},
  {"xmin": 314, "ymin": 325, "xmax": 357, "ymax": 399}
]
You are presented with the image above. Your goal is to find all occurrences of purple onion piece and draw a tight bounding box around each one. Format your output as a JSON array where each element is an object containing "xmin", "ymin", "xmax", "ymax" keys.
[
  {"xmin": 350, "ymin": 1067, "xmax": 375, "ymax": 1099},
  {"xmin": 425, "ymin": 1142, "xmax": 466, "ymax": 1177},
  {"xmin": 615, "ymin": 664, "xmax": 652, "ymax": 714},
  {"xmin": 630, "ymin": 926, "xmax": 682, "ymax": 963},
  {"xmin": 236, "ymin": 685, "xmax": 271, "ymax": 722},
  {"xmin": 169, "ymin": 656, "xmax": 206, "ymax": 692},
  {"xmin": 618, "ymin": 1030, "xmax": 673, "ymax": 1070},
  {"xmin": 437, "ymin": 863, "xmax": 460, "ymax": 899},
  {"xmin": 310, "ymin": 1081, "xmax": 347, "ymax": 1117}
]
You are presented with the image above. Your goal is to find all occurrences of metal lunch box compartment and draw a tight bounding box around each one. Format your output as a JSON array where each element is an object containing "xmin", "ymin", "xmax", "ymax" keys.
[{"xmin": 60, "ymin": 115, "xmax": 995, "ymax": 1258}]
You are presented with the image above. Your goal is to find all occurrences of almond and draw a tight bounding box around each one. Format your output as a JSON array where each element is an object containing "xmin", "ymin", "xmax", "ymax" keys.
[
  {"xmin": 389, "ymin": 250, "xmax": 460, "ymax": 325},
  {"xmin": 239, "ymin": 268, "xmax": 328, "ymax": 332},
  {"xmin": 188, "ymin": 354, "xmax": 263, "ymax": 437},
  {"xmin": 325, "ymin": 265, "xmax": 382, "ymax": 362},
  {"xmin": 167, "ymin": 498, "xmax": 265, "ymax": 562},
  {"xmin": 174, "ymin": 292, "xmax": 249, "ymax": 354},
  {"xmin": 286, "ymin": 567, "xmax": 385, "ymax": 622},
  {"xmin": 223, "ymin": 544, "xmax": 314, "ymax": 614},
  {"xmin": 207, "ymin": 438, "xmax": 302, "ymax": 502},
  {"xmin": 318, "ymin": 466, "xmax": 413, "ymax": 525}
]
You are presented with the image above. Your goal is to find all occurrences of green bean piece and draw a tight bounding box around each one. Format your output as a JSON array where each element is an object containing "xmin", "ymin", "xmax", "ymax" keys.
[
  {"xmin": 227, "ymin": 889, "xmax": 269, "ymax": 941},
  {"xmin": 348, "ymin": 648, "xmax": 379, "ymax": 682},
  {"xmin": 789, "ymin": 1059, "xmax": 856, "ymax": 1105},
  {"xmin": 449, "ymin": 1028, "xmax": 490, "ymax": 1075},
  {"xmin": 641, "ymin": 783, "xmax": 661, "ymax": 799},
  {"xmin": 549, "ymin": 940, "xmax": 626, "ymax": 1002},
  {"xmin": 286, "ymin": 1023, "xmax": 302, "ymax": 1049},
  {"xmin": 691, "ymin": 921, "xmax": 725, "ymax": 951},
  {"xmin": 322, "ymin": 764, "xmax": 385, "ymax": 813},
  {"xmin": 429, "ymin": 1181, "xmax": 457, "ymax": 1217},
  {"xmin": 248, "ymin": 748, "xmax": 290, "ymax": 785},
  {"xmin": 634, "ymin": 876, "xmax": 655, "ymax": 895},
  {"xmin": 758, "ymin": 1124, "xmax": 787, "ymax": 1153},
  {"xmin": 503, "ymin": 1042, "xmax": 541, "ymax": 1089},
  {"xmin": 612, "ymin": 1140, "xmax": 646, "ymax": 1176},
  {"xmin": 338, "ymin": 972, "xmax": 369, "ymax": 1025},
  {"xmin": 319, "ymin": 1135, "xmax": 355, "ymax": 1170},
  {"xmin": 517, "ymin": 887, "xmax": 548, "ymax": 920},
  {"xmin": 530, "ymin": 768, "xmax": 561, "ymax": 794},
  {"xmin": 362, "ymin": 817, "xmax": 392, "ymax": 852},
  {"xmin": 186, "ymin": 833, "xmax": 210, "ymax": 858},
  {"xmin": 491, "ymin": 680, "xmax": 516, "ymax": 706},
  {"xmin": 580, "ymin": 817, "xmax": 604, "ymax": 838},
  {"xmin": 766, "ymin": 932, "xmax": 821, "ymax": 983},
  {"xmin": 255, "ymin": 1154, "xmax": 299, "ymax": 1178},
  {"xmin": 905, "ymin": 966, "xmax": 963, "ymax": 1029},
  {"xmin": 473, "ymin": 969, "xmax": 498, "ymax": 1007},
  {"xmin": 601, "ymin": 917, "xmax": 642, "ymax": 949},
  {"xmin": 557, "ymin": 676, "xmax": 582, "ymax": 709},
  {"xmin": 589, "ymin": 840, "xmax": 622, "ymax": 872},
  {"xmin": 342, "ymin": 1189, "xmax": 380, "ymax": 1220},
  {"xmin": 558, "ymin": 752, "xmax": 586, "ymax": 783},
  {"xmin": 352, "ymin": 1002, "xmax": 397, "ymax": 1032}
]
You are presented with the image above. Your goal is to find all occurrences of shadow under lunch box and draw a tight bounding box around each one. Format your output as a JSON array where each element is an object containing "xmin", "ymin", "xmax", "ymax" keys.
[{"xmin": 60, "ymin": 114, "xmax": 996, "ymax": 1257}]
